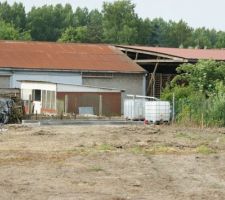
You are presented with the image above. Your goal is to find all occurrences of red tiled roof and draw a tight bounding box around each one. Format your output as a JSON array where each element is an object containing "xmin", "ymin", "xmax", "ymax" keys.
[
  {"xmin": 0, "ymin": 41, "xmax": 145, "ymax": 73},
  {"xmin": 119, "ymin": 45, "xmax": 225, "ymax": 61}
]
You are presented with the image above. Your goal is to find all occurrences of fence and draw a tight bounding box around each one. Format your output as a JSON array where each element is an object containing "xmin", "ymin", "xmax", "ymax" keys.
[{"xmin": 172, "ymin": 94, "xmax": 225, "ymax": 127}]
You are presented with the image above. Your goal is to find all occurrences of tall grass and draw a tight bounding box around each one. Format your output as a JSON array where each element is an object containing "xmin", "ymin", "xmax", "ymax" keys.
[{"xmin": 174, "ymin": 93, "xmax": 225, "ymax": 127}]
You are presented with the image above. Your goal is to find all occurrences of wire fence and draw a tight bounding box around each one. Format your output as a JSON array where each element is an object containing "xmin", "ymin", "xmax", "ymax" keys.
[{"xmin": 172, "ymin": 95, "xmax": 225, "ymax": 127}]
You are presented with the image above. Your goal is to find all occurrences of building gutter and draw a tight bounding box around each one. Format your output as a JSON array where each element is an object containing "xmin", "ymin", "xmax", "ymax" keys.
[{"xmin": 0, "ymin": 67, "xmax": 146, "ymax": 74}]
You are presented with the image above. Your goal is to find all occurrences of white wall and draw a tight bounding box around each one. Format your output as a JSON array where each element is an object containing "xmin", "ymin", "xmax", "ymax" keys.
[
  {"xmin": 10, "ymin": 70, "xmax": 82, "ymax": 88},
  {"xmin": 21, "ymin": 82, "xmax": 56, "ymax": 101},
  {"xmin": 21, "ymin": 82, "xmax": 56, "ymax": 91},
  {"xmin": 57, "ymin": 84, "xmax": 120, "ymax": 93}
]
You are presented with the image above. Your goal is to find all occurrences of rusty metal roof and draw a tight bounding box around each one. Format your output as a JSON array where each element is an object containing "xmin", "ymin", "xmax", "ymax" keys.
[
  {"xmin": 118, "ymin": 45, "xmax": 225, "ymax": 61},
  {"xmin": 0, "ymin": 41, "xmax": 145, "ymax": 73}
]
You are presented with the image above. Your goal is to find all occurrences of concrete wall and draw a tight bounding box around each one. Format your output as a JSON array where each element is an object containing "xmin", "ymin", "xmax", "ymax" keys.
[
  {"xmin": 82, "ymin": 73, "xmax": 146, "ymax": 114},
  {"xmin": 0, "ymin": 71, "xmax": 12, "ymax": 88},
  {"xmin": 0, "ymin": 76, "xmax": 10, "ymax": 88},
  {"xmin": 82, "ymin": 73, "xmax": 146, "ymax": 96}
]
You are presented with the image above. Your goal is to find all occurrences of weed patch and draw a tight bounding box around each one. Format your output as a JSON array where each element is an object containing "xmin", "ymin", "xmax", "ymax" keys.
[{"xmin": 196, "ymin": 145, "xmax": 216, "ymax": 154}]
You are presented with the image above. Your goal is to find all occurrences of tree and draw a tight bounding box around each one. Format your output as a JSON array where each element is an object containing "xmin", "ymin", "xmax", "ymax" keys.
[
  {"xmin": 102, "ymin": 0, "xmax": 138, "ymax": 44},
  {"xmin": 135, "ymin": 18, "xmax": 151, "ymax": 45},
  {"xmin": 215, "ymin": 31, "xmax": 225, "ymax": 48},
  {"xmin": 171, "ymin": 60, "xmax": 225, "ymax": 97},
  {"xmin": 166, "ymin": 20, "xmax": 193, "ymax": 47},
  {"xmin": 0, "ymin": 1, "xmax": 26, "ymax": 30},
  {"xmin": 74, "ymin": 7, "xmax": 89, "ymax": 27},
  {"xmin": 0, "ymin": 20, "xmax": 31, "ymax": 40},
  {"xmin": 59, "ymin": 26, "xmax": 88, "ymax": 43},
  {"xmin": 190, "ymin": 28, "xmax": 213, "ymax": 48},
  {"xmin": 0, "ymin": 20, "xmax": 19, "ymax": 40},
  {"xmin": 27, "ymin": 4, "xmax": 74, "ymax": 41},
  {"xmin": 87, "ymin": 9, "xmax": 103, "ymax": 43},
  {"xmin": 148, "ymin": 18, "xmax": 170, "ymax": 46}
]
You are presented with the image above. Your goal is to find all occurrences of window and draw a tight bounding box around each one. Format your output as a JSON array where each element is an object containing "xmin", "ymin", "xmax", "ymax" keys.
[{"xmin": 33, "ymin": 90, "xmax": 41, "ymax": 101}]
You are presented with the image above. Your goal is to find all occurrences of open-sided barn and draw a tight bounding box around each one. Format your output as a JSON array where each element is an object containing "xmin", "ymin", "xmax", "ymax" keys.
[{"xmin": 117, "ymin": 45, "xmax": 225, "ymax": 97}]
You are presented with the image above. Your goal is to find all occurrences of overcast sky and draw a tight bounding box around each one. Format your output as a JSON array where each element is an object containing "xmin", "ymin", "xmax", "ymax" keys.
[{"xmin": 4, "ymin": 0, "xmax": 225, "ymax": 31}]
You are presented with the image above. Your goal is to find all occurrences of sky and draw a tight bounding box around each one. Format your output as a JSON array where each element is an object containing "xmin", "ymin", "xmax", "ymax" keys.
[{"xmin": 4, "ymin": 0, "xmax": 225, "ymax": 31}]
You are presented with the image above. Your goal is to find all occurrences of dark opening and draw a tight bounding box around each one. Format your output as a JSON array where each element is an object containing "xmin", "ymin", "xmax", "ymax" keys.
[{"xmin": 33, "ymin": 90, "xmax": 41, "ymax": 101}]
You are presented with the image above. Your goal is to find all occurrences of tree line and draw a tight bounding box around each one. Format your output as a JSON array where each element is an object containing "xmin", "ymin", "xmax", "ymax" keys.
[{"xmin": 0, "ymin": 0, "xmax": 225, "ymax": 48}]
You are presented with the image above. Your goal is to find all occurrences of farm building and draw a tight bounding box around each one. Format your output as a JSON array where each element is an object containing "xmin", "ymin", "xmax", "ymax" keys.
[
  {"xmin": 117, "ymin": 45, "xmax": 225, "ymax": 97},
  {"xmin": 2, "ymin": 40, "xmax": 225, "ymax": 116},
  {"xmin": 0, "ymin": 41, "xmax": 146, "ymax": 116},
  {"xmin": 20, "ymin": 80, "xmax": 123, "ymax": 116}
]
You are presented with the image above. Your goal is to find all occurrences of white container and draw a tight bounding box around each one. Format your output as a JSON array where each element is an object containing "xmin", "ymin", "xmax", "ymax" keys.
[
  {"xmin": 145, "ymin": 101, "xmax": 171, "ymax": 123},
  {"xmin": 124, "ymin": 99, "xmax": 146, "ymax": 120}
]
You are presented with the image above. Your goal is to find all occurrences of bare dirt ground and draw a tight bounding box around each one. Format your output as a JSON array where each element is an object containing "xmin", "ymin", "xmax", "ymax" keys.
[{"xmin": 0, "ymin": 124, "xmax": 225, "ymax": 200}]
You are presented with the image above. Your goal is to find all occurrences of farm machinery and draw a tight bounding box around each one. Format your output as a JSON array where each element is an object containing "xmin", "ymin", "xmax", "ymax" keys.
[
  {"xmin": 0, "ymin": 98, "xmax": 14, "ymax": 124},
  {"xmin": 0, "ymin": 89, "xmax": 24, "ymax": 126}
]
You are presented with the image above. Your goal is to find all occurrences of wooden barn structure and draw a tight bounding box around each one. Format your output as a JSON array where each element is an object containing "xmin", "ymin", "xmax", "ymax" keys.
[{"xmin": 117, "ymin": 45, "xmax": 225, "ymax": 98}]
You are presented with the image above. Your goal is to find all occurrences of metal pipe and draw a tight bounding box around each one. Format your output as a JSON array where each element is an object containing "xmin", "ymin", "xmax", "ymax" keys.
[{"xmin": 126, "ymin": 94, "xmax": 159, "ymax": 101}]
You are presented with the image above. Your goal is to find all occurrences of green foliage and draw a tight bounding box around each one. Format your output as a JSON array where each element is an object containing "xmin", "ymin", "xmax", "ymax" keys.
[
  {"xmin": 87, "ymin": 9, "xmax": 103, "ymax": 43},
  {"xmin": 191, "ymin": 28, "xmax": 213, "ymax": 48},
  {"xmin": 0, "ymin": 0, "xmax": 225, "ymax": 47},
  {"xmin": 0, "ymin": 1, "xmax": 26, "ymax": 30},
  {"xmin": 174, "ymin": 60, "xmax": 225, "ymax": 97},
  {"xmin": 0, "ymin": 20, "xmax": 19, "ymax": 40},
  {"xmin": 166, "ymin": 20, "xmax": 193, "ymax": 48},
  {"xmin": 19, "ymin": 30, "xmax": 32, "ymax": 41},
  {"xmin": 27, "ymin": 4, "xmax": 74, "ymax": 41},
  {"xmin": 74, "ymin": 7, "xmax": 89, "ymax": 27},
  {"xmin": 162, "ymin": 60, "xmax": 225, "ymax": 126},
  {"xmin": 215, "ymin": 31, "xmax": 225, "ymax": 48},
  {"xmin": 102, "ymin": 0, "xmax": 138, "ymax": 44},
  {"xmin": 59, "ymin": 26, "xmax": 88, "ymax": 43},
  {"xmin": 196, "ymin": 145, "xmax": 216, "ymax": 154}
]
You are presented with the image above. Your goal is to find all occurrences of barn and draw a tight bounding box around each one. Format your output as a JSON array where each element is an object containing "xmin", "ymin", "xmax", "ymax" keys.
[
  {"xmin": 117, "ymin": 45, "xmax": 225, "ymax": 97},
  {"xmin": 0, "ymin": 41, "xmax": 146, "ymax": 116}
]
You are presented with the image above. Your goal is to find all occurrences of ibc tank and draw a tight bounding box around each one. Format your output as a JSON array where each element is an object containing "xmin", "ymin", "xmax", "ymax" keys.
[
  {"xmin": 124, "ymin": 99, "xmax": 145, "ymax": 120},
  {"xmin": 145, "ymin": 101, "xmax": 171, "ymax": 123}
]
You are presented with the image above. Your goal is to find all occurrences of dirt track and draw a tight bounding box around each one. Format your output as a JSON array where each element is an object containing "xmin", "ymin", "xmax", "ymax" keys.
[{"xmin": 0, "ymin": 124, "xmax": 225, "ymax": 200}]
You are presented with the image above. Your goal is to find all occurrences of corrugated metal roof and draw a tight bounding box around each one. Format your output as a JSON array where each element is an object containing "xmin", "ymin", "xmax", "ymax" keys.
[
  {"xmin": 0, "ymin": 41, "xmax": 145, "ymax": 73},
  {"xmin": 119, "ymin": 45, "xmax": 225, "ymax": 61}
]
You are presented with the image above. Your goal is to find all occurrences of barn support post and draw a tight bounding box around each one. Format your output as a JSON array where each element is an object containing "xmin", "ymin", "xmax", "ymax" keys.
[
  {"xmin": 99, "ymin": 95, "xmax": 102, "ymax": 116},
  {"xmin": 28, "ymin": 94, "xmax": 32, "ymax": 115},
  {"xmin": 64, "ymin": 95, "xmax": 68, "ymax": 114},
  {"xmin": 135, "ymin": 52, "xmax": 139, "ymax": 60},
  {"xmin": 132, "ymin": 95, "xmax": 136, "ymax": 119},
  {"xmin": 147, "ymin": 62, "xmax": 159, "ymax": 97},
  {"xmin": 172, "ymin": 93, "xmax": 175, "ymax": 124},
  {"xmin": 160, "ymin": 73, "xmax": 163, "ymax": 95}
]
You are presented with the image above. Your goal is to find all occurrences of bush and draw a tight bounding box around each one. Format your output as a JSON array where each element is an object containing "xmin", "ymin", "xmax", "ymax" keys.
[{"xmin": 161, "ymin": 60, "xmax": 225, "ymax": 126}]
